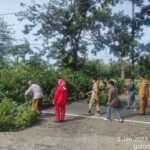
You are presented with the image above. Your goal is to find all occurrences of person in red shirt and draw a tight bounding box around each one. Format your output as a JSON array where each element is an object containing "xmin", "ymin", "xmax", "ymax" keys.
[{"xmin": 53, "ymin": 78, "xmax": 68, "ymax": 123}]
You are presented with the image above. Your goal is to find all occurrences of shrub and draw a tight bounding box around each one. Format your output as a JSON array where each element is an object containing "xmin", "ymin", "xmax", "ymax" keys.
[
  {"xmin": 100, "ymin": 88, "xmax": 108, "ymax": 106},
  {"xmin": 113, "ymin": 79, "xmax": 126, "ymax": 95},
  {"xmin": 0, "ymin": 65, "xmax": 57, "ymax": 104},
  {"xmin": 62, "ymin": 71, "xmax": 91, "ymax": 101},
  {"xmin": 14, "ymin": 106, "xmax": 37, "ymax": 129},
  {"xmin": 0, "ymin": 98, "xmax": 37, "ymax": 131},
  {"xmin": 0, "ymin": 115, "xmax": 12, "ymax": 131},
  {"xmin": 0, "ymin": 98, "xmax": 17, "ymax": 115}
]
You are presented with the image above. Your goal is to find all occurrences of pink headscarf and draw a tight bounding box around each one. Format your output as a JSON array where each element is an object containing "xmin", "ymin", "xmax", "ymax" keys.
[
  {"xmin": 53, "ymin": 79, "xmax": 68, "ymax": 105},
  {"xmin": 58, "ymin": 79, "xmax": 67, "ymax": 90}
]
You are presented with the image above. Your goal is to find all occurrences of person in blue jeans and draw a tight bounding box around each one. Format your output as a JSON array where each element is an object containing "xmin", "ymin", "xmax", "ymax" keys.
[
  {"xmin": 126, "ymin": 76, "xmax": 137, "ymax": 110},
  {"xmin": 104, "ymin": 80, "xmax": 123, "ymax": 123}
]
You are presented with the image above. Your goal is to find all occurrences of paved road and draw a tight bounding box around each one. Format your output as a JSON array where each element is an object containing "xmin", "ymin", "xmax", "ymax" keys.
[
  {"xmin": 1, "ymin": 96, "xmax": 150, "ymax": 150},
  {"xmin": 46, "ymin": 96, "xmax": 150, "ymax": 124}
]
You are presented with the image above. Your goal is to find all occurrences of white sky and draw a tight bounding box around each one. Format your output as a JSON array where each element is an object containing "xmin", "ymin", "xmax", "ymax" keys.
[{"xmin": 0, "ymin": 0, "xmax": 149, "ymax": 64}]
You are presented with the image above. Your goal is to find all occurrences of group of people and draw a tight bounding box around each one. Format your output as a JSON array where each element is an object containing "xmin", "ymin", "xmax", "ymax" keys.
[
  {"xmin": 86, "ymin": 78, "xmax": 123, "ymax": 122},
  {"xmin": 126, "ymin": 75, "xmax": 149, "ymax": 115},
  {"xmin": 25, "ymin": 79, "xmax": 68, "ymax": 122},
  {"xmin": 24, "ymin": 74, "xmax": 149, "ymax": 123}
]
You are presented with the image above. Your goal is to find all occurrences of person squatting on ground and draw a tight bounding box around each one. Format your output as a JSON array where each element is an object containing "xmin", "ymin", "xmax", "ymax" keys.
[
  {"xmin": 53, "ymin": 78, "xmax": 68, "ymax": 123},
  {"xmin": 25, "ymin": 81, "xmax": 44, "ymax": 115},
  {"xmin": 138, "ymin": 75, "xmax": 149, "ymax": 115},
  {"xmin": 104, "ymin": 80, "xmax": 123, "ymax": 123},
  {"xmin": 86, "ymin": 77, "xmax": 101, "ymax": 116},
  {"xmin": 126, "ymin": 76, "xmax": 137, "ymax": 111}
]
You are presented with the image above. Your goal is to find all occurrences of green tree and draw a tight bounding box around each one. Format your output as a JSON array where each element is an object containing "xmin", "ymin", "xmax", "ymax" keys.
[
  {"xmin": 135, "ymin": 2, "xmax": 150, "ymax": 76},
  {"xmin": 11, "ymin": 39, "xmax": 33, "ymax": 64},
  {"xmin": 0, "ymin": 17, "xmax": 14, "ymax": 67},
  {"xmin": 17, "ymin": 0, "xmax": 121, "ymax": 71},
  {"xmin": 91, "ymin": 0, "xmax": 144, "ymax": 78},
  {"xmin": 83, "ymin": 59, "xmax": 110, "ymax": 78},
  {"xmin": 0, "ymin": 18, "xmax": 33, "ymax": 66},
  {"xmin": 17, "ymin": 0, "xmax": 94, "ymax": 70},
  {"xmin": 91, "ymin": 12, "xmax": 135, "ymax": 79},
  {"xmin": 138, "ymin": 43, "xmax": 150, "ymax": 76}
]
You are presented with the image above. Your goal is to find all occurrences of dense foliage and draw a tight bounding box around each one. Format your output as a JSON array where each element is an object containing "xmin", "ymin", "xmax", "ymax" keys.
[
  {"xmin": 0, "ymin": 98, "xmax": 37, "ymax": 131},
  {"xmin": 0, "ymin": 63, "xmax": 92, "ymax": 104}
]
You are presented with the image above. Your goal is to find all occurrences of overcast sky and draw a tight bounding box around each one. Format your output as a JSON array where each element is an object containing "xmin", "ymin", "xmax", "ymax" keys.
[{"xmin": 0, "ymin": 0, "xmax": 149, "ymax": 63}]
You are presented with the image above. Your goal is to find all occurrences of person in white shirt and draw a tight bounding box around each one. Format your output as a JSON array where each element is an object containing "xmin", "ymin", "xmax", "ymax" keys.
[{"xmin": 25, "ymin": 81, "xmax": 44, "ymax": 115}]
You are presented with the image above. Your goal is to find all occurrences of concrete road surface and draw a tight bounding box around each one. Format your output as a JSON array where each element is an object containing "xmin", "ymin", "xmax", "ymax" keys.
[
  {"xmin": 46, "ymin": 96, "xmax": 150, "ymax": 124},
  {"xmin": 0, "ymin": 96, "xmax": 150, "ymax": 150}
]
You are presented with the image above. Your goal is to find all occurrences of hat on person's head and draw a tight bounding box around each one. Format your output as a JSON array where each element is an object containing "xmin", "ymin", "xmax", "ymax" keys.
[{"xmin": 28, "ymin": 80, "xmax": 33, "ymax": 86}]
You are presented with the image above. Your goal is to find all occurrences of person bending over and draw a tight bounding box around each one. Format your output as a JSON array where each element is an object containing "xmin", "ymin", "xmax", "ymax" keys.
[{"xmin": 25, "ymin": 81, "xmax": 44, "ymax": 115}]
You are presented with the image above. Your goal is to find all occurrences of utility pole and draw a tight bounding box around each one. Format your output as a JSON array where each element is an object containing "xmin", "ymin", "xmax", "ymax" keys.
[{"xmin": 131, "ymin": 0, "xmax": 135, "ymax": 75}]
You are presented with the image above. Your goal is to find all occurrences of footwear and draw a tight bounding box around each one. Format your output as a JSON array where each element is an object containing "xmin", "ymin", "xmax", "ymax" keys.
[
  {"xmin": 133, "ymin": 109, "xmax": 137, "ymax": 112},
  {"xmin": 87, "ymin": 111, "xmax": 92, "ymax": 116},
  {"xmin": 103, "ymin": 118, "xmax": 111, "ymax": 121},
  {"xmin": 37, "ymin": 112, "xmax": 42, "ymax": 116},
  {"xmin": 117, "ymin": 119, "xmax": 123, "ymax": 123},
  {"xmin": 126, "ymin": 107, "xmax": 130, "ymax": 110},
  {"xmin": 60, "ymin": 120, "xmax": 65, "ymax": 123},
  {"xmin": 53, "ymin": 120, "xmax": 61, "ymax": 123},
  {"xmin": 139, "ymin": 113, "xmax": 146, "ymax": 115},
  {"xmin": 95, "ymin": 113, "xmax": 101, "ymax": 117}
]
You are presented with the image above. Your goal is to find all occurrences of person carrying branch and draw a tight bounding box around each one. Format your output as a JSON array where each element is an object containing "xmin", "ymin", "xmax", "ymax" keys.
[
  {"xmin": 86, "ymin": 77, "xmax": 101, "ymax": 116},
  {"xmin": 25, "ymin": 81, "xmax": 44, "ymax": 115}
]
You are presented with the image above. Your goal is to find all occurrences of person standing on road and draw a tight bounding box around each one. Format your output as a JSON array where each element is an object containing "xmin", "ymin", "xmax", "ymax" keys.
[
  {"xmin": 86, "ymin": 77, "xmax": 101, "ymax": 116},
  {"xmin": 25, "ymin": 81, "xmax": 44, "ymax": 115},
  {"xmin": 138, "ymin": 75, "xmax": 149, "ymax": 115},
  {"xmin": 126, "ymin": 76, "xmax": 137, "ymax": 111},
  {"xmin": 104, "ymin": 80, "xmax": 123, "ymax": 123},
  {"xmin": 53, "ymin": 78, "xmax": 68, "ymax": 123}
]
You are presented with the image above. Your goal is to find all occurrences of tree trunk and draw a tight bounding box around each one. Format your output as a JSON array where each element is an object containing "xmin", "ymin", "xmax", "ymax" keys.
[{"xmin": 121, "ymin": 60, "xmax": 125, "ymax": 80}]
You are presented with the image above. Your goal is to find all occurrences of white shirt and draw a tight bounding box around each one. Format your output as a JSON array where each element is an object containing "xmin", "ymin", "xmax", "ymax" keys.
[{"xmin": 25, "ymin": 84, "xmax": 44, "ymax": 99}]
